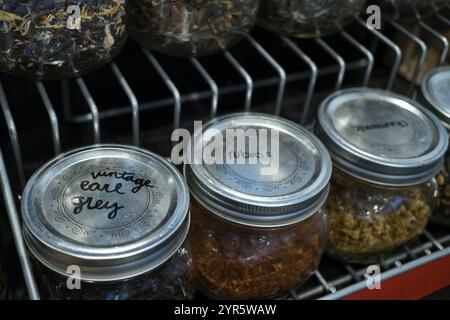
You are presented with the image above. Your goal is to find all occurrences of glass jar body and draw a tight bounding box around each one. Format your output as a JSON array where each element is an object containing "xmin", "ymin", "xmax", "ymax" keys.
[
  {"xmin": 257, "ymin": 0, "xmax": 365, "ymax": 38},
  {"xmin": 368, "ymin": 0, "xmax": 449, "ymax": 21},
  {"xmin": 129, "ymin": 0, "xmax": 259, "ymax": 57},
  {"xmin": 326, "ymin": 170, "xmax": 436, "ymax": 264},
  {"xmin": 0, "ymin": 0, "xmax": 128, "ymax": 80},
  {"xmin": 189, "ymin": 198, "xmax": 328, "ymax": 300},
  {"xmin": 433, "ymin": 150, "xmax": 450, "ymax": 227},
  {"xmin": 31, "ymin": 241, "xmax": 196, "ymax": 300}
]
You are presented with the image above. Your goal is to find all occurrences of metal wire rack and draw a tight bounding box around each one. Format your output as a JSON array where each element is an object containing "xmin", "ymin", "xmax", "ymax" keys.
[{"xmin": 1, "ymin": 10, "xmax": 450, "ymax": 300}]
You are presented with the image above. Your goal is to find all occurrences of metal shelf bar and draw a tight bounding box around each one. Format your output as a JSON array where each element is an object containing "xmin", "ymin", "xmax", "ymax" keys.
[
  {"xmin": 191, "ymin": 58, "xmax": 219, "ymax": 118},
  {"xmin": 0, "ymin": 147, "xmax": 39, "ymax": 299},
  {"xmin": 341, "ymin": 31, "xmax": 374, "ymax": 87},
  {"xmin": 281, "ymin": 36, "xmax": 317, "ymax": 125},
  {"xmin": 76, "ymin": 78, "xmax": 101, "ymax": 144},
  {"xmin": 110, "ymin": 63, "xmax": 140, "ymax": 146},
  {"xmin": 0, "ymin": 81, "xmax": 26, "ymax": 189},
  {"xmin": 315, "ymin": 38, "xmax": 346, "ymax": 91},
  {"xmin": 419, "ymin": 21, "xmax": 449, "ymax": 66},
  {"xmin": 246, "ymin": 35, "xmax": 286, "ymax": 116},
  {"xmin": 224, "ymin": 51, "xmax": 253, "ymax": 111},
  {"xmin": 357, "ymin": 17, "xmax": 402, "ymax": 90},
  {"xmin": 390, "ymin": 21, "xmax": 428, "ymax": 96},
  {"xmin": 36, "ymin": 82, "xmax": 61, "ymax": 155},
  {"xmin": 143, "ymin": 50, "xmax": 181, "ymax": 130}
]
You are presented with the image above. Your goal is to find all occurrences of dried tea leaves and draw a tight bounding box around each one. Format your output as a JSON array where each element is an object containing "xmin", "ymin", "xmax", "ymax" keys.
[
  {"xmin": 0, "ymin": 0, "xmax": 128, "ymax": 79},
  {"xmin": 129, "ymin": 0, "xmax": 259, "ymax": 57}
]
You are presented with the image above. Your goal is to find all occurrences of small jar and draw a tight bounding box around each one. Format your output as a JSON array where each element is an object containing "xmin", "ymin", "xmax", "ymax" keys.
[
  {"xmin": 129, "ymin": 0, "xmax": 259, "ymax": 57},
  {"xmin": 0, "ymin": 1, "xmax": 128, "ymax": 80},
  {"xmin": 316, "ymin": 88, "xmax": 448, "ymax": 264},
  {"xmin": 22, "ymin": 145, "xmax": 196, "ymax": 300},
  {"xmin": 368, "ymin": 0, "xmax": 449, "ymax": 21},
  {"xmin": 258, "ymin": 0, "xmax": 365, "ymax": 38},
  {"xmin": 185, "ymin": 113, "xmax": 331, "ymax": 299},
  {"xmin": 421, "ymin": 67, "xmax": 450, "ymax": 227}
]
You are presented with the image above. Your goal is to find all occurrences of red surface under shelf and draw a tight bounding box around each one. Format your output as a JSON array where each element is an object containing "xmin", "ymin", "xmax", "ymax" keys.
[{"xmin": 344, "ymin": 254, "xmax": 450, "ymax": 300}]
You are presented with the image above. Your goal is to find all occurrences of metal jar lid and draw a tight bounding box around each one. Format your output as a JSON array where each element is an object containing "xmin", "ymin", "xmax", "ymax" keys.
[
  {"xmin": 422, "ymin": 66, "xmax": 450, "ymax": 130},
  {"xmin": 316, "ymin": 88, "xmax": 449, "ymax": 187},
  {"xmin": 184, "ymin": 113, "xmax": 332, "ymax": 228},
  {"xmin": 22, "ymin": 145, "xmax": 190, "ymax": 282}
]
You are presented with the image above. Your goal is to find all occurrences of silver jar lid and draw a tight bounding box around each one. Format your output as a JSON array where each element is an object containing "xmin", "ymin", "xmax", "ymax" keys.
[
  {"xmin": 22, "ymin": 145, "xmax": 190, "ymax": 282},
  {"xmin": 316, "ymin": 88, "xmax": 448, "ymax": 186},
  {"xmin": 422, "ymin": 66, "xmax": 450, "ymax": 130},
  {"xmin": 184, "ymin": 113, "xmax": 332, "ymax": 228}
]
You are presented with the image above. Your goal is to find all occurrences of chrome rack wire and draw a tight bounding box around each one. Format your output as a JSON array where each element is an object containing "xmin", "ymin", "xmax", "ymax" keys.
[{"xmin": 0, "ymin": 11, "xmax": 450, "ymax": 300}]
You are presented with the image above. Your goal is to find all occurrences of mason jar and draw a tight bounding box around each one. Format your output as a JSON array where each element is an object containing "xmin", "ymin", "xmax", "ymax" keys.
[
  {"xmin": 185, "ymin": 113, "xmax": 331, "ymax": 299},
  {"xmin": 129, "ymin": 0, "xmax": 259, "ymax": 57},
  {"xmin": 316, "ymin": 88, "xmax": 448, "ymax": 264},
  {"xmin": 421, "ymin": 67, "xmax": 450, "ymax": 227},
  {"xmin": 21, "ymin": 145, "xmax": 196, "ymax": 300},
  {"xmin": 258, "ymin": 0, "xmax": 365, "ymax": 38},
  {"xmin": 368, "ymin": 0, "xmax": 448, "ymax": 21},
  {"xmin": 0, "ymin": 1, "xmax": 128, "ymax": 80}
]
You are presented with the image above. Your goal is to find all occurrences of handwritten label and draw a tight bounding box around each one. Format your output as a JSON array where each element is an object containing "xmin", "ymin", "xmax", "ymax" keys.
[
  {"xmin": 70, "ymin": 171, "xmax": 154, "ymax": 220},
  {"xmin": 355, "ymin": 120, "xmax": 409, "ymax": 133}
]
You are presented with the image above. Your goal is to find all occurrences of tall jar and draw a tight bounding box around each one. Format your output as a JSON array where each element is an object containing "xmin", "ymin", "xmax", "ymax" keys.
[
  {"xmin": 0, "ymin": 1, "xmax": 128, "ymax": 80},
  {"xmin": 258, "ymin": 0, "xmax": 365, "ymax": 38},
  {"xmin": 368, "ymin": 1, "xmax": 449, "ymax": 21},
  {"xmin": 421, "ymin": 67, "xmax": 450, "ymax": 227},
  {"xmin": 21, "ymin": 145, "xmax": 196, "ymax": 300},
  {"xmin": 129, "ymin": 0, "xmax": 260, "ymax": 57},
  {"xmin": 184, "ymin": 113, "xmax": 331, "ymax": 299},
  {"xmin": 316, "ymin": 88, "xmax": 448, "ymax": 264}
]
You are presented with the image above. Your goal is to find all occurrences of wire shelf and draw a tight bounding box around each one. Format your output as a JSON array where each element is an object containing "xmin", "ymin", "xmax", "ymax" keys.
[{"xmin": 1, "ymin": 10, "xmax": 450, "ymax": 300}]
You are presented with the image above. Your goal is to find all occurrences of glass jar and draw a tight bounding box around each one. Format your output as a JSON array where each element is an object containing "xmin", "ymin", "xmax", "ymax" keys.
[
  {"xmin": 327, "ymin": 169, "xmax": 436, "ymax": 264},
  {"xmin": 258, "ymin": 0, "xmax": 365, "ymax": 38},
  {"xmin": 21, "ymin": 145, "xmax": 196, "ymax": 300},
  {"xmin": 0, "ymin": 1, "xmax": 128, "ymax": 80},
  {"xmin": 421, "ymin": 67, "xmax": 450, "ymax": 227},
  {"xmin": 184, "ymin": 113, "xmax": 332, "ymax": 299},
  {"xmin": 316, "ymin": 88, "xmax": 448, "ymax": 264},
  {"xmin": 129, "ymin": 0, "xmax": 259, "ymax": 57},
  {"xmin": 368, "ymin": 0, "xmax": 449, "ymax": 21}
]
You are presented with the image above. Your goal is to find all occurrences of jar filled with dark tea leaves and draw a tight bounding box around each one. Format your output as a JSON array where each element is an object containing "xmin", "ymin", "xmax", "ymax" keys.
[
  {"xmin": 129, "ymin": 0, "xmax": 259, "ymax": 57},
  {"xmin": 185, "ymin": 113, "xmax": 331, "ymax": 299},
  {"xmin": 316, "ymin": 88, "xmax": 448, "ymax": 264},
  {"xmin": 368, "ymin": 0, "xmax": 449, "ymax": 21},
  {"xmin": 258, "ymin": 0, "xmax": 365, "ymax": 38},
  {"xmin": 421, "ymin": 67, "xmax": 450, "ymax": 227},
  {"xmin": 21, "ymin": 145, "xmax": 196, "ymax": 300},
  {"xmin": 0, "ymin": 0, "xmax": 128, "ymax": 80}
]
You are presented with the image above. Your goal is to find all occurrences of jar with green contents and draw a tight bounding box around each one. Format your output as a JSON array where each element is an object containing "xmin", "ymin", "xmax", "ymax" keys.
[
  {"xmin": 421, "ymin": 67, "xmax": 450, "ymax": 227},
  {"xmin": 21, "ymin": 145, "xmax": 195, "ymax": 300},
  {"xmin": 316, "ymin": 88, "xmax": 448, "ymax": 264}
]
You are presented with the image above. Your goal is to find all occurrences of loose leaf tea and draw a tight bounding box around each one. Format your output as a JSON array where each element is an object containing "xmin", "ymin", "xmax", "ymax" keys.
[
  {"xmin": 129, "ymin": 0, "xmax": 259, "ymax": 57},
  {"xmin": 0, "ymin": 0, "xmax": 128, "ymax": 79},
  {"xmin": 258, "ymin": 0, "xmax": 365, "ymax": 38},
  {"xmin": 326, "ymin": 172, "xmax": 434, "ymax": 264},
  {"xmin": 32, "ymin": 246, "xmax": 196, "ymax": 300},
  {"xmin": 190, "ymin": 200, "xmax": 327, "ymax": 300},
  {"xmin": 368, "ymin": 0, "xmax": 449, "ymax": 21},
  {"xmin": 433, "ymin": 158, "xmax": 450, "ymax": 227}
]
